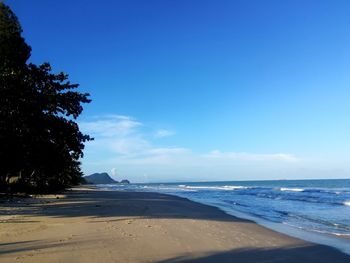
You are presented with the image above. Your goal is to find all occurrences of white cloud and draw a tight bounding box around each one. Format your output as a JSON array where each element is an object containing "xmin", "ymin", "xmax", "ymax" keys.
[
  {"xmin": 203, "ymin": 150, "xmax": 298, "ymax": 162},
  {"xmin": 111, "ymin": 167, "xmax": 117, "ymax": 176},
  {"xmin": 79, "ymin": 115, "xmax": 141, "ymax": 137},
  {"xmin": 147, "ymin": 147, "xmax": 189, "ymax": 155},
  {"xmin": 80, "ymin": 115, "xmax": 148, "ymax": 155},
  {"xmin": 80, "ymin": 115, "xmax": 300, "ymax": 182},
  {"xmin": 154, "ymin": 129, "xmax": 175, "ymax": 138}
]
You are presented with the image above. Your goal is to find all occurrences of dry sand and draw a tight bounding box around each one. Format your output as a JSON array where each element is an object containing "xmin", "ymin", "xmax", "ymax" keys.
[{"xmin": 0, "ymin": 188, "xmax": 349, "ymax": 263}]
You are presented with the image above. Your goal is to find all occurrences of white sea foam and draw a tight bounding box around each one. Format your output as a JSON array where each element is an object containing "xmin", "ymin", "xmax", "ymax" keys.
[
  {"xmin": 306, "ymin": 228, "xmax": 350, "ymax": 237},
  {"xmin": 223, "ymin": 185, "xmax": 248, "ymax": 190},
  {"xmin": 343, "ymin": 200, "xmax": 350, "ymax": 206},
  {"xmin": 280, "ymin": 187, "xmax": 304, "ymax": 192},
  {"xmin": 283, "ymin": 222, "xmax": 350, "ymax": 237},
  {"xmin": 178, "ymin": 185, "xmax": 247, "ymax": 191}
]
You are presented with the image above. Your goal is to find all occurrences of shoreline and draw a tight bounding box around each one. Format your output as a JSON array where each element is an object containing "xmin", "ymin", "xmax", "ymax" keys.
[
  {"xmin": 1, "ymin": 187, "xmax": 349, "ymax": 262},
  {"xmin": 163, "ymin": 191, "xmax": 350, "ymax": 255}
]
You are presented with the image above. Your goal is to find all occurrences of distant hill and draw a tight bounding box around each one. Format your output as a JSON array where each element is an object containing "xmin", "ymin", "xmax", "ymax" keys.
[
  {"xmin": 120, "ymin": 179, "xmax": 130, "ymax": 184},
  {"xmin": 84, "ymin": 173, "xmax": 118, "ymax": 184}
]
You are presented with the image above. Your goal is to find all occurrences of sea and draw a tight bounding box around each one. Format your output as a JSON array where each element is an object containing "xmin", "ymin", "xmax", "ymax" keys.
[{"xmin": 98, "ymin": 179, "xmax": 350, "ymax": 254}]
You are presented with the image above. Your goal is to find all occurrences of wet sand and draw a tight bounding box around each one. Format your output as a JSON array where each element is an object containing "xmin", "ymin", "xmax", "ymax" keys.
[{"xmin": 0, "ymin": 188, "xmax": 349, "ymax": 262}]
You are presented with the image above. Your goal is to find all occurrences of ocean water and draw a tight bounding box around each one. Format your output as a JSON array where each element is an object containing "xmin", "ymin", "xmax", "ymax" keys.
[{"xmin": 99, "ymin": 179, "xmax": 350, "ymax": 254}]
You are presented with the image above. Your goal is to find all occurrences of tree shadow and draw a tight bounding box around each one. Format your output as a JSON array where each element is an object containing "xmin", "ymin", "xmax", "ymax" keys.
[
  {"xmin": 1, "ymin": 189, "xmax": 349, "ymax": 262},
  {"xmin": 156, "ymin": 245, "xmax": 350, "ymax": 263},
  {"xmin": 0, "ymin": 238, "xmax": 98, "ymax": 256},
  {"xmin": 1, "ymin": 189, "xmax": 248, "ymax": 222},
  {"xmin": 0, "ymin": 240, "xmax": 67, "ymax": 255},
  {"xmin": 0, "ymin": 220, "xmax": 39, "ymax": 223}
]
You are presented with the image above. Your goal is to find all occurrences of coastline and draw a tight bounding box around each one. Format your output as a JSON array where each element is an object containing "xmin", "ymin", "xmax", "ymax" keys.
[
  {"xmin": 1, "ymin": 188, "xmax": 349, "ymax": 263},
  {"xmin": 164, "ymin": 190, "xmax": 350, "ymax": 255}
]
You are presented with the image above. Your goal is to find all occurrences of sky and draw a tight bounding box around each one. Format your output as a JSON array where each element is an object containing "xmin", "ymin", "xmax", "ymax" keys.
[{"xmin": 8, "ymin": 0, "xmax": 350, "ymax": 182}]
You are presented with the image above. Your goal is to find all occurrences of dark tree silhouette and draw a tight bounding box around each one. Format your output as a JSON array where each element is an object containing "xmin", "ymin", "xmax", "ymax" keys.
[{"xmin": 0, "ymin": 3, "xmax": 92, "ymax": 192}]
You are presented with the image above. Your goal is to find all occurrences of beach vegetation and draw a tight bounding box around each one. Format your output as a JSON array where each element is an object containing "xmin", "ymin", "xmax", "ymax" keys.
[{"xmin": 0, "ymin": 3, "xmax": 92, "ymax": 193}]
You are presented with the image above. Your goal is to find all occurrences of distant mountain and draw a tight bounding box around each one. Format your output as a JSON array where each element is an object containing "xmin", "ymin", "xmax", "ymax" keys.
[
  {"xmin": 120, "ymin": 179, "xmax": 130, "ymax": 184},
  {"xmin": 84, "ymin": 173, "xmax": 118, "ymax": 184}
]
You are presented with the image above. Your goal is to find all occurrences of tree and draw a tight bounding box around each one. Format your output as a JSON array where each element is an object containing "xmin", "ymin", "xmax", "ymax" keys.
[
  {"xmin": 0, "ymin": 3, "xmax": 31, "ymax": 69},
  {"xmin": 0, "ymin": 2, "xmax": 92, "ymax": 192}
]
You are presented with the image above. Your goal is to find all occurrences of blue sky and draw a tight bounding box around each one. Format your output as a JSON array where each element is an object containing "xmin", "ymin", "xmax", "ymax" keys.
[{"xmin": 9, "ymin": 0, "xmax": 350, "ymax": 182}]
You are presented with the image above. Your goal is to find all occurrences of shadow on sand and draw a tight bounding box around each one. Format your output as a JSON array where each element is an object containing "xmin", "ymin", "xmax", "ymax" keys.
[
  {"xmin": 1, "ymin": 240, "xmax": 349, "ymax": 263},
  {"xmin": 1, "ymin": 189, "xmax": 247, "ymax": 222},
  {"xmin": 1, "ymin": 189, "xmax": 349, "ymax": 262},
  {"xmin": 156, "ymin": 246, "xmax": 350, "ymax": 263}
]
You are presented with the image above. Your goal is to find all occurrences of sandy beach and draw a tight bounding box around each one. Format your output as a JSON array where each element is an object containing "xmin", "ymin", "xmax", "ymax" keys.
[{"xmin": 0, "ymin": 188, "xmax": 349, "ymax": 263}]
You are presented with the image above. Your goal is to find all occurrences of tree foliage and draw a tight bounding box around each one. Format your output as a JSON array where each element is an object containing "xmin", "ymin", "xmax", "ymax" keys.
[{"xmin": 0, "ymin": 3, "xmax": 92, "ymax": 192}]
